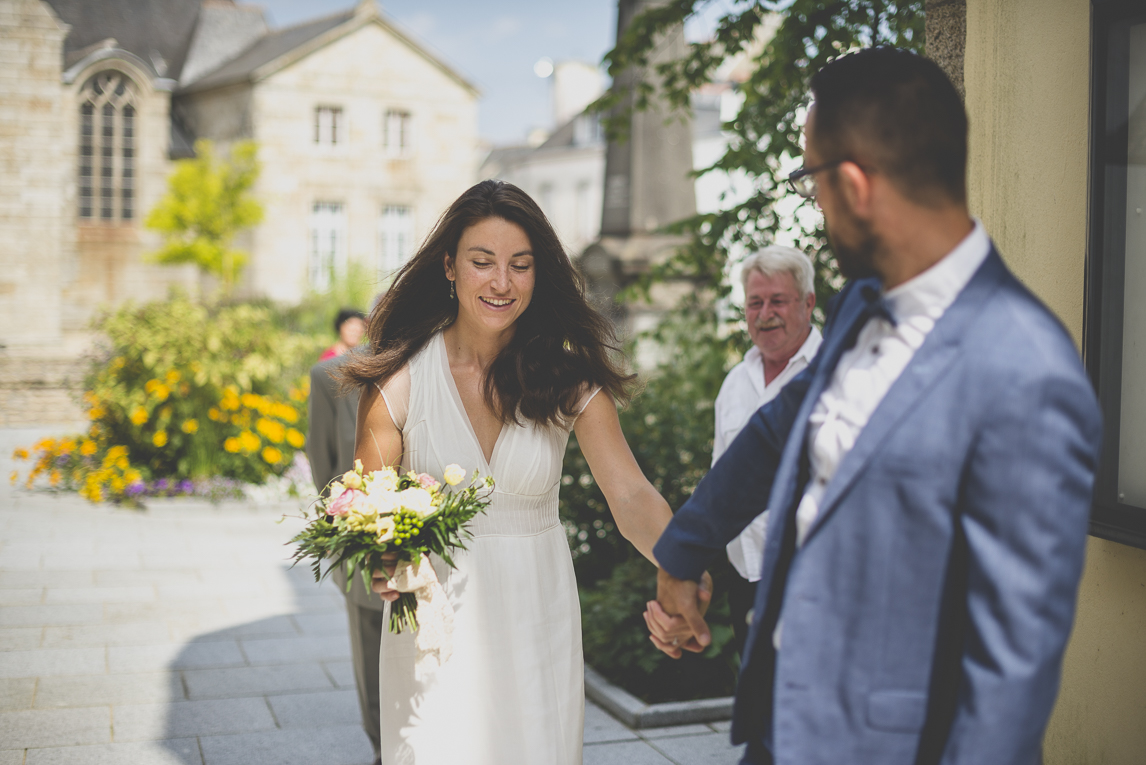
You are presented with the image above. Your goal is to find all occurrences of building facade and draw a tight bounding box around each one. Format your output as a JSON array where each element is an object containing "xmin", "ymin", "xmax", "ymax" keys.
[{"xmin": 0, "ymin": 0, "xmax": 477, "ymax": 424}]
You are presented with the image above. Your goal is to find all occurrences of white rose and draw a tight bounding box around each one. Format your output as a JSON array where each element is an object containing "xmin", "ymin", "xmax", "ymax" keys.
[
  {"xmin": 398, "ymin": 487, "xmax": 433, "ymax": 517},
  {"xmin": 341, "ymin": 470, "xmax": 363, "ymax": 490},
  {"xmin": 365, "ymin": 490, "xmax": 399, "ymax": 516},
  {"xmin": 328, "ymin": 481, "xmax": 346, "ymax": 500},
  {"xmin": 443, "ymin": 464, "xmax": 466, "ymax": 486}
]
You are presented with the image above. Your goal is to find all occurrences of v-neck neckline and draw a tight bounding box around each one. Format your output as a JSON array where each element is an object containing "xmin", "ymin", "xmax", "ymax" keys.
[{"xmin": 437, "ymin": 333, "xmax": 507, "ymax": 471}]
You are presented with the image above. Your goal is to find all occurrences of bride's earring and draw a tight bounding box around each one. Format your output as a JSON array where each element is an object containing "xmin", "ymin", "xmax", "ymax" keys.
[{"xmin": 448, "ymin": 280, "xmax": 456, "ymax": 300}]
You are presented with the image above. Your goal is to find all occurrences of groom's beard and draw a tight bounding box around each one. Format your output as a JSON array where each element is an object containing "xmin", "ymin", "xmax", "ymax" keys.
[{"xmin": 828, "ymin": 203, "xmax": 880, "ymax": 281}]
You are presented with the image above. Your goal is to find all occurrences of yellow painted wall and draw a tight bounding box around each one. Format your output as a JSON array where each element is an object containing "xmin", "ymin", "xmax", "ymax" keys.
[{"xmin": 965, "ymin": 1, "xmax": 1146, "ymax": 761}]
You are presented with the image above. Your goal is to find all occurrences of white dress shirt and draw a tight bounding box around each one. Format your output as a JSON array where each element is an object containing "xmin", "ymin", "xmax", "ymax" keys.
[
  {"xmin": 715, "ymin": 326, "xmax": 823, "ymax": 581},
  {"xmin": 773, "ymin": 219, "xmax": 990, "ymax": 650}
]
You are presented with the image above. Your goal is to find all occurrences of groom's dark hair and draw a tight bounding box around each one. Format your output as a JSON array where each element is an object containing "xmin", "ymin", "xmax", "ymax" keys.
[{"xmin": 810, "ymin": 47, "xmax": 968, "ymax": 207}]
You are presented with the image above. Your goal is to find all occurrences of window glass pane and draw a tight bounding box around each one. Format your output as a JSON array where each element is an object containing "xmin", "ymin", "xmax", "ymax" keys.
[
  {"xmin": 100, "ymin": 103, "xmax": 115, "ymax": 219},
  {"xmin": 310, "ymin": 202, "xmax": 346, "ymax": 290},
  {"xmin": 79, "ymin": 103, "xmax": 94, "ymax": 218},
  {"xmin": 378, "ymin": 205, "xmax": 414, "ymax": 276},
  {"xmin": 1119, "ymin": 21, "xmax": 1146, "ymax": 506},
  {"xmin": 121, "ymin": 104, "xmax": 134, "ymax": 219}
]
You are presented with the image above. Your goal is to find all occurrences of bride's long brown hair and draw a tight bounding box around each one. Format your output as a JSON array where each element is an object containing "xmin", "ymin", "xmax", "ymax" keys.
[{"xmin": 339, "ymin": 180, "xmax": 633, "ymax": 427}]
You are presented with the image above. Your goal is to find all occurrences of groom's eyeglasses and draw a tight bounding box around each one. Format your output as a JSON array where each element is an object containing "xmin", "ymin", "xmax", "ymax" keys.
[
  {"xmin": 787, "ymin": 159, "xmax": 875, "ymax": 198},
  {"xmin": 786, "ymin": 159, "xmax": 847, "ymax": 198}
]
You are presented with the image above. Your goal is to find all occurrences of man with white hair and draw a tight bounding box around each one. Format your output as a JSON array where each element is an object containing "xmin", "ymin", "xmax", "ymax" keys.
[{"xmin": 715, "ymin": 246, "xmax": 822, "ymax": 652}]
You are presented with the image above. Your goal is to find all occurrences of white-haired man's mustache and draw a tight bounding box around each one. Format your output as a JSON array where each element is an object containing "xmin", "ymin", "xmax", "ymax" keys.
[{"xmin": 755, "ymin": 319, "xmax": 785, "ymax": 331}]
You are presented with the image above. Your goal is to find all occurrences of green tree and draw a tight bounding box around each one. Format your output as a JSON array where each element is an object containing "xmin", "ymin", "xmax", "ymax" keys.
[
  {"xmin": 598, "ymin": 0, "xmax": 925, "ymax": 315},
  {"xmin": 146, "ymin": 139, "xmax": 263, "ymax": 297}
]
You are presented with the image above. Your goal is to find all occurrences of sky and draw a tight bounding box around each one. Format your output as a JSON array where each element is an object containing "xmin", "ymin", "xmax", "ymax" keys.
[{"xmin": 243, "ymin": 0, "xmax": 618, "ymax": 146}]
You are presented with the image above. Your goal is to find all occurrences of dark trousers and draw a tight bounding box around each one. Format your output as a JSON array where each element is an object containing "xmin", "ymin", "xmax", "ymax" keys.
[
  {"xmin": 345, "ymin": 603, "xmax": 385, "ymax": 761},
  {"xmin": 740, "ymin": 738, "xmax": 775, "ymax": 764},
  {"xmin": 728, "ymin": 571, "xmax": 758, "ymax": 660}
]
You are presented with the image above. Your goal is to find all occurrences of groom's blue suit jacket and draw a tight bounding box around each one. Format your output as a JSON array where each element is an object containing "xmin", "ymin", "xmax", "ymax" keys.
[{"xmin": 654, "ymin": 247, "xmax": 1103, "ymax": 765}]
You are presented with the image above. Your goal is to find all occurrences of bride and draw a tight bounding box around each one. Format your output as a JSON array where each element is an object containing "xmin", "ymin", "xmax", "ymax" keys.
[{"xmin": 339, "ymin": 180, "xmax": 700, "ymax": 764}]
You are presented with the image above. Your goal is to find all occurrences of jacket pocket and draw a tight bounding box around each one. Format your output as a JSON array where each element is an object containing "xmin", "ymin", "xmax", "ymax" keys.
[{"xmin": 865, "ymin": 689, "xmax": 928, "ymax": 733}]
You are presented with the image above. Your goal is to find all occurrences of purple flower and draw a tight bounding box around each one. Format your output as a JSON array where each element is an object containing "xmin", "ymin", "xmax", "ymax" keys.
[
  {"xmin": 179, "ymin": 479, "xmax": 194, "ymax": 494},
  {"xmin": 155, "ymin": 478, "xmax": 168, "ymax": 491},
  {"xmin": 126, "ymin": 481, "xmax": 146, "ymax": 497}
]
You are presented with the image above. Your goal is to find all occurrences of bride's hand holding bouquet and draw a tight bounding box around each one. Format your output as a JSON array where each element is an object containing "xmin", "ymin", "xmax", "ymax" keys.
[{"xmin": 290, "ymin": 460, "xmax": 493, "ymax": 662}]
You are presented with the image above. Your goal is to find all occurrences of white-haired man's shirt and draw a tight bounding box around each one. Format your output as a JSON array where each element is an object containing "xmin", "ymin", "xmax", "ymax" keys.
[{"xmin": 715, "ymin": 326, "xmax": 823, "ymax": 581}]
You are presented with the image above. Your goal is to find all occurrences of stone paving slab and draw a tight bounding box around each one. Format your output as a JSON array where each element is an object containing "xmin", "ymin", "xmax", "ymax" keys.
[{"xmin": 1, "ymin": 426, "xmax": 745, "ymax": 764}]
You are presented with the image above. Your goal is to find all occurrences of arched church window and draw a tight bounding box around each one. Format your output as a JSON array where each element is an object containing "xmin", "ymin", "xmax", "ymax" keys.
[{"xmin": 78, "ymin": 71, "xmax": 137, "ymax": 221}]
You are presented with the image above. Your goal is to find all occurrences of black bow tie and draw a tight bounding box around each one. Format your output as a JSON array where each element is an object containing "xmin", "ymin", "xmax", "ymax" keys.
[{"xmin": 859, "ymin": 284, "xmax": 898, "ymax": 327}]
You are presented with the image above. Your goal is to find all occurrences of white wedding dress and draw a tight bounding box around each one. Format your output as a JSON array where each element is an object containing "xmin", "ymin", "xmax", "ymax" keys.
[{"xmin": 375, "ymin": 331, "xmax": 592, "ymax": 765}]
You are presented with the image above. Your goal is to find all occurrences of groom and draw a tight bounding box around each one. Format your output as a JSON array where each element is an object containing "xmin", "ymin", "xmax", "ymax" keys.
[{"xmin": 646, "ymin": 48, "xmax": 1102, "ymax": 764}]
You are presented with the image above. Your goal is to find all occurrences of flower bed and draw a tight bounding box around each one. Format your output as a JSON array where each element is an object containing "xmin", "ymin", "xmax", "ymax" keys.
[{"xmin": 11, "ymin": 298, "xmax": 323, "ymax": 506}]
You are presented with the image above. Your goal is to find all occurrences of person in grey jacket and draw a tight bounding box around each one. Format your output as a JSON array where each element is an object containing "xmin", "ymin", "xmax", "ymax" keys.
[{"xmin": 306, "ymin": 355, "xmax": 383, "ymax": 765}]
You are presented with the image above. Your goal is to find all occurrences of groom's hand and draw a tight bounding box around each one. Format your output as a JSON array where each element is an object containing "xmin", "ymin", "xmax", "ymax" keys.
[{"xmin": 645, "ymin": 569, "xmax": 712, "ymax": 658}]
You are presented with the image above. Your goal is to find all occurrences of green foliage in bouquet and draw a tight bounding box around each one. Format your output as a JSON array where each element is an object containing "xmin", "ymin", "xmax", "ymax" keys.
[
  {"xmin": 289, "ymin": 462, "xmax": 494, "ymax": 633},
  {"xmin": 80, "ymin": 297, "xmax": 318, "ymax": 492}
]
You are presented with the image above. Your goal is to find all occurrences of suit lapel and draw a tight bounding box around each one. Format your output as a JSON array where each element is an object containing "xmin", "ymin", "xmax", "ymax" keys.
[{"xmin": 800, "ymin": 249, "xmax": 1008, "ymax": 545}]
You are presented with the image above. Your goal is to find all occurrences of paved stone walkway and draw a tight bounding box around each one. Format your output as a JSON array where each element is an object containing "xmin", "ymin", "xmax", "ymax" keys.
[{"xmin": 0, "ymin": 427, "xmax": 744, "ymax": 764}]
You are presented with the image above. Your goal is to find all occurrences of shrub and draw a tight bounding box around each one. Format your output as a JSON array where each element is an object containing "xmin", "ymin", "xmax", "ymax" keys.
[
  {"xmin": 12, "ymin": 297, "xmax": 323, "ymax": 504},
  {"xmin": 561, "ymin": 306, "xmax": 747, "ymax": 701}
]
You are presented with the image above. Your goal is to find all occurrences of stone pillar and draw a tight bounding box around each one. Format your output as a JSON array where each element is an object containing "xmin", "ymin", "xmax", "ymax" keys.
[
  {"xmin": 926, "ymin": 0, "xmax": 967, "ymax": 99},
  {"xmin": 582, "ymin": 0, "xmax": 697, "ymax": 346}
]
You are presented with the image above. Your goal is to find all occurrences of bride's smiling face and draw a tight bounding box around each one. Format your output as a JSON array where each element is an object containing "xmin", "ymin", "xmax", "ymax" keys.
[{"xmin": 445, "ymin": 216, "xmax": 535, "ymax": 335}]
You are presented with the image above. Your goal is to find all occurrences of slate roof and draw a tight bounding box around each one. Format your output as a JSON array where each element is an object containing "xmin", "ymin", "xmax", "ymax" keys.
[
  {"xmin": 179, "ymin": 9, "xmax": 354, "ymax": 92},
  {"xmin": 179, "ymin": 0, "xmax": 268, "ymax": 87},
  {"xmin": 45, "ymin": 0, "xmax": 203, "ymax": 80}
]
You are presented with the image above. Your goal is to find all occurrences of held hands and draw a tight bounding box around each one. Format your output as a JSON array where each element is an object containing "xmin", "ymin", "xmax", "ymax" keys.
[
  {"xmin": 370, "ymin": 552, "xmax": 401, "ymax": 602},
  {"xmin": 644, "ymin": 569, "xmax": 713, "ymax": 659}
]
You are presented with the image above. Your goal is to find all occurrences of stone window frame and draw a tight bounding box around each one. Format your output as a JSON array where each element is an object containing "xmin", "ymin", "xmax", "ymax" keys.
[
  {"xmin": 1084, "ymin": 0, "xmax": 1146, "ymax": 549},
  {"xmin": 314, "ymin": 106, "xmax": 344, "ymax": 147},
  {"xmin": 78, "ymin": 70, "xmax": 138, "ymax": 222},
  {"xmin": 309, "ymin": 201, "xmax": 347, "ymax": 291},
  {"xmin": 377, "ymin": 204, "xmax": 415, "ymax": 278},
  {"xmin": 383, "ymin": 108, "xmax": 413, "ymax": 157}
]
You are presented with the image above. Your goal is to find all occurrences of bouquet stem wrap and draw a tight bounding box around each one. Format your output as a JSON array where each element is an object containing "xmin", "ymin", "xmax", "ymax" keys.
[{"xmin": 390, "ymin": 555, "xmax": 453, "ymax": 668}]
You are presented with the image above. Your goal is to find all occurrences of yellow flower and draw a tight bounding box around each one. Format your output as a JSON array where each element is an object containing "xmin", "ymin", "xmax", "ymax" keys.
[
  {"xmin": 130, "ymin": 407, "xmax": 148, "ymax": 426},
  {"xmin": 10, "ymin": 471, "xmax": 19, "ymax": 485},
  {"xmin": 107, "ymin": 445, "xmax": 128, "ymax": 460},
  {"xmin": 116, "ymin": 456, "xmax": 129, "ymax": 470},
  {"xmin": 256, "ymin": 418, "xmax": 285, "ymax": 444},
  {"xmin": 208, "ymin": 408, "xmax": 223, "ymax": 421},
  {"xmin": 89, "ymin": 405, "xmax": 105, "ymax": 419},
  {"xmin": 154, "ymin": 384, "xmax": 170, "ymax": 401},
  {"xmin": 220, "ymin": 387, "xmax": 240, "ymax": 411},
  {"xmin": 79, "ymin": 440, "xmax": 97, "ymax": 456},
  {"xmin": 59, "ymin": 439, "xmax": 76, "ymax": 454},
  {"xmin": 275, "ymin": 403, "xmax": 299, "ymax": 424},
  {"xmin": 238, "ymin": 430, "xmax": 260, "ymax": 452},
  {"xmin": 144, "ymin": 379, "xmax": 161, "ymax": 394},
  {"xmin": 152, "ymin": 431, "xmax": 168, "ymax": 447},
  {"xmin": 375, "ymin": 516, "xmax": 396, "ymax": 543},
  {"xmin": 261, "ymin": 446, "xmax": 283, "ymax": 464},
  {"xmin": 224, "ymin": 437, "xmax": 241, "ymax": 453},
  {"xmin": 241, "ymin": 393, "xmax": 261, "ymax": 409},
  {"xmin": 443, "ymin": 464, "xmax": 466, "ymax": 486},
  {"xmin": 159, "ymin": 406, "xmax": 172, "ymax": 420},
  {"xmin": 286, "ymin": 428, "xmax": 305, "ymax": 448},
  {"xmin": 12, "ymin": 448, "xmax": 29, "ymax": 460},
  {"xmin": 181, "ymin": 419, "xmax": 199, "ymax": 434},
  {"xmin": 110, "ymin": 356, "xmax": 126, "ymax": 371},
  {"xmin": 49, "ymin": 470, "xmax": 61, "ymax": 486},
  {"xmin": 165, "ymin": 369, "xmax": 181, "ymax": 384}
]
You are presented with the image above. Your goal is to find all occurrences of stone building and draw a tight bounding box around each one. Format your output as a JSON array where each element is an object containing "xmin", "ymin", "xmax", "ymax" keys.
[{"xmin": 0, "ymin": 0, "xmax": 478, "ymax": 424}]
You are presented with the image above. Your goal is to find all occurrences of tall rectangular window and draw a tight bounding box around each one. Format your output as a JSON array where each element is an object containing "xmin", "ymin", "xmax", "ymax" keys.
[
  {"xmin": 309, "ymin": 202, "xmax": 346, "ymax": 291},
  {"xmin": 383, "ymin": 110, "xmax": 411, "ymax": 157},
  {"xmin": 1085, "ymin": 0, "xmax": 1146, "ymax": 547},
  {"xmin": 78, "ymin": 72, "xmax": 136, "ymax": 222},
  {"xmin": 315, "ymin": 106, "xmax": 342, "ymax": 146},
  {"xmin": 378, "ymin": 205, "xmax": 414, "ymax": 277}
]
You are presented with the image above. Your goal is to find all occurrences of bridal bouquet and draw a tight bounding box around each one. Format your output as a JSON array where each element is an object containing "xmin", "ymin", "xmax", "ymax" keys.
[{"xmin": 289, "ymin": 460, "xmax": 493, "ymax": 649}]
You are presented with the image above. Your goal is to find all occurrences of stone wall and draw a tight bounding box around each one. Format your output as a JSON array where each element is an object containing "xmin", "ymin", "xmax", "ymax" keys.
[
  {"xmin": 0, "ymin": 0, "xmax": 68, "ymax": 350},
  {"xmin": 0, "ymin": 356, "xmax": 86, "ymax": 426}
]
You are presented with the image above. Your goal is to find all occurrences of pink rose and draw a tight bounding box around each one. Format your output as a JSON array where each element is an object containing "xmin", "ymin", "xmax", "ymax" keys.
[
  {"xmin": 417, "ymin": 473, "xmax": 440, "ymax": 490},
  {"xmin": 327, "ymin": 488, "xmax": 364, "ymax": 517}
]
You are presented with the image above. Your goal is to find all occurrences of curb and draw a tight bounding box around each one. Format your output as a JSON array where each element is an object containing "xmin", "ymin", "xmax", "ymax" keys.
[{"xmin": 584, "ymin": 665, "xmax": 734, "ymax": 729}]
